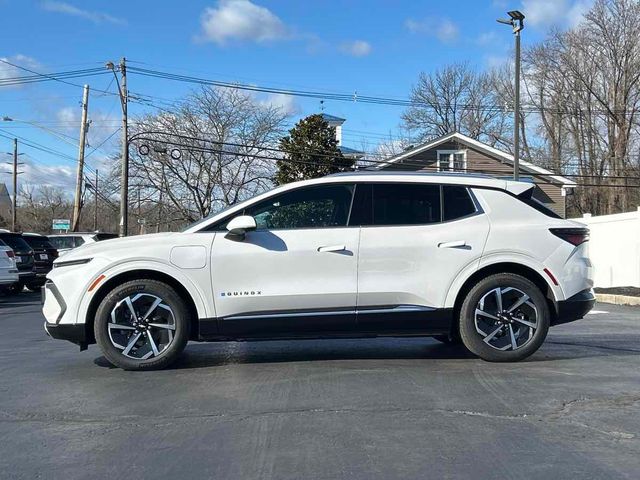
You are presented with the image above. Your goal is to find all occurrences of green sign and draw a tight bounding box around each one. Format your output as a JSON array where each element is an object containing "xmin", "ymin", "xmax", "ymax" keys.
[{"xmin": 52, "ymin": 219, "xmax": 71, "ymax": 230}]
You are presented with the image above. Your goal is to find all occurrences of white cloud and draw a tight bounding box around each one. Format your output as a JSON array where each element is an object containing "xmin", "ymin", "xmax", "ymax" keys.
[
  {"xmin": 21, "ymin": 159, "xmax": 76, "ymax": 190},
  {"xmin": 521, "ymin": 0, "xmax": 594, "ymax": 28},
  {"xmin": 259, "ymin": 93, "xmax": 299, "ymax": 116},
  {"xmin": 339, "ymin": 40, "xmax": 372, "ymax": 57},
  {"xmin": 0, "ymin": 55, "xmax": 41, "ymax": 88},
  {"xmin": 56, "ymin": 106, "xmax": 77, "ymax": 124},
  {"xmin": 41, "ymin": 1, "xmax": 126, "ymax": 25},
  {"xmin": 55, "ymin": 106, "xmax": 119, "ymax": 152},
  {"xmin": 477, "ymin": 31, "xmax": 499, "ymax": 46},
  {"xmin": 405, "ymin": 17, "xmax": 459, "ymax": 44},
  {"xmin": 198, "ymin": 0, "xmax": 287, "ymax": 45}
]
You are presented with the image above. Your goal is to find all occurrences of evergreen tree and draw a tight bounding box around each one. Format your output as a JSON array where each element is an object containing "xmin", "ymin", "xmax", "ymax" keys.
[{"xmin": 274, "ymin": 114, "xmax": 354, "ymax": 185}]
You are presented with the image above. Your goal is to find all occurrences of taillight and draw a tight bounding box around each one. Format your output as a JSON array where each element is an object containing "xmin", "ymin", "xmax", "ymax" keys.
[
  {"xmin": 550, "ymin": 227, "xmax": 589, "ymax": 246},
  {"xmin": 6, "ymin": 250, "xmax": 15, "ymax": 258}
]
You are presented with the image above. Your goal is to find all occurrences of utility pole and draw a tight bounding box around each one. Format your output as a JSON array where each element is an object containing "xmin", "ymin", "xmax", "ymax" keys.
[
  {"xmin": 107, "ymin": 58, "xmax": 129, "ymax": 236},
  {"xmin": 11, "ymin": 138, "xmax": 18, "ymax": 232},
  {"xmin": 497, "ymin": 10, "xmax": 525, "ymax": 181},
  {"xmin": 120, "ymin": 58, "xmax": 129, "ymax": 237},
  {"xmin": 72, "ymin": 84, "xmax": 90, "ymax": 231},
  {"xmin": 93, "ymin": 169, "xmax": 99, "ymax": 231}
]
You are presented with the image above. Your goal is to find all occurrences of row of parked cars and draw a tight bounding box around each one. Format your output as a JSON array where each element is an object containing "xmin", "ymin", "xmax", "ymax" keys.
[{"xmin": 0, "ymin": 231, "xmax": 117, "ymax": 294}]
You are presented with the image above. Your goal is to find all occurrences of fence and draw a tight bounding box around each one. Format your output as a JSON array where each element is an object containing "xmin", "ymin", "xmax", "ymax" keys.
[{"xmin": 570, "ymin": 207, "xmax": 640, "ymax": 288}]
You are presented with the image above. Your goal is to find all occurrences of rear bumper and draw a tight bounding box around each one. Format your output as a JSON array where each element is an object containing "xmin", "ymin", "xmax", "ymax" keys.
[{"xmin": 553, "ymin": 289, "xmax": 596, "ymax": 326}]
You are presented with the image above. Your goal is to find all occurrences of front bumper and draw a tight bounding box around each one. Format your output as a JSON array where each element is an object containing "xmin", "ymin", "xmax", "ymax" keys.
[
  {"xmin": 553, "ymin": 289, "xmax": 596, "ymax": 325},
  {"xmin": 42, "ymin": 281, "xmax": 88, "ymax": 350},
  {"xmin": 44, "ymin": 321, "xmax": 87, "ymax": 350}
]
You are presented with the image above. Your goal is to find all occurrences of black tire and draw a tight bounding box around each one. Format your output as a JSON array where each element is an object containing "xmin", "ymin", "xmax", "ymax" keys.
[
  {"xmin": 459, "ymin": 273, "xmax": 550, "ymax": 362},
  {"xmin": 94, "ymin": 279, "xmax": 190, "ymax": 370}
]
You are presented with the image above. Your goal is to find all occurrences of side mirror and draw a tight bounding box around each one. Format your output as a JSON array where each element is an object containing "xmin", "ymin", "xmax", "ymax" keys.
[{"xmin": 225, "ymin": 215, "xmax": 257, "ymax": 239}]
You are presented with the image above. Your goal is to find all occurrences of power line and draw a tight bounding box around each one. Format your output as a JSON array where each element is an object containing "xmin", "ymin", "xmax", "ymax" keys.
[
  {"xmin": 128, "ymin": 135, "xmax": 640, "ymax": 188},
  {"xmin": 0, "ymin": 59, "xmax": 115, "ymax": 96},
  {"xmin": 128, "ymin": 131, "xmax": 640, "ymax": 182},
  {"xmin": 127, "ymin": 65, "xmax": 640, "ymax": 116}
]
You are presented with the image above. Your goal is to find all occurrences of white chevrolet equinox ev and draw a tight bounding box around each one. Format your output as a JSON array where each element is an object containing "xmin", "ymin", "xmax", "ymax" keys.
[{"xmin": 43, "ymin": 172, "xmax": 594, "ymax": 370}]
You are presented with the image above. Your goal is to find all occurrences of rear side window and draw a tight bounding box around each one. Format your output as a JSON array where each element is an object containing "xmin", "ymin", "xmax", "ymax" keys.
[
  {"xmin": 443, "ymin": 186, "xmax": 477, "ymax": 221},
  {"xmin": 351, "ymin": 183, "xmax": 441, "ymax": 226},
  {"xmin": 23, "ymin": 236, "xmax": 54, "ymax": 249}
]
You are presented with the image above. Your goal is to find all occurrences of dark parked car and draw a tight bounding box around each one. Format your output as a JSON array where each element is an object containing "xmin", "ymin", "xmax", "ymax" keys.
[
  {"xmin": 48, "ymin": 232, "xmax": 118, "ymax": 256},
  {"xmin": 21, "ymin": 233, "xmax": 58, "ymax": 291},
  {"xmin": 0, "ymin": 231, "xmax": 35, "ymax": 293}
]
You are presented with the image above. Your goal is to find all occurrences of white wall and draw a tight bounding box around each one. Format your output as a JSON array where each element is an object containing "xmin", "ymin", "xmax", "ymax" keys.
[{"xmin": 571, "ymin": 207, "xmax": 640, "ymax": 288}]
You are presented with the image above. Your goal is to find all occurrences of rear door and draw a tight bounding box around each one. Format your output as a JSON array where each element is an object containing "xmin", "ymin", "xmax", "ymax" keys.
[{"xmin": 351, "ymin": 182, "xmax": 490, "ymax": 332}]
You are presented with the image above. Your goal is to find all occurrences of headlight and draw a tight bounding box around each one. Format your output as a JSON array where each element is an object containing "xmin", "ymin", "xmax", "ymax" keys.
[{"xmin": 53, "ymin": 258, "xmax": 93, "ymax": 269}]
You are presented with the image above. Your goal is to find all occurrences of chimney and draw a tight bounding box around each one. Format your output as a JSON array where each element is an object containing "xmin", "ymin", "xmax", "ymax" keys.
[{"xmin": 320, "ymin": 114, "xmax": 346, "ymax": 146}]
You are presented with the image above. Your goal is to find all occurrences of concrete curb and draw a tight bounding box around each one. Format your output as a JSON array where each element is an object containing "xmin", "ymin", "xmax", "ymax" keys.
[{"xmin": 595, "ymin": 293, "xmax": 640, "ymax": 306}]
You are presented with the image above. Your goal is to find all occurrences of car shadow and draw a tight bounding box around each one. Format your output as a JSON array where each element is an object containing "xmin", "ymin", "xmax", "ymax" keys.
[{"xmin": 93, "ymin": 335, "xmax": 640, "ymax": 371}]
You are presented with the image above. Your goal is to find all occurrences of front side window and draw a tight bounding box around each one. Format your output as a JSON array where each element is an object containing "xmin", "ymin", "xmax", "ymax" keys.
[{"xmin": 244, "ymin": 184, "xmax": 354, "ymax": 230}]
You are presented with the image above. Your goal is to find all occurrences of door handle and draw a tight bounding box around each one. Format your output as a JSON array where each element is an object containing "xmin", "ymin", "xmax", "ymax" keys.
[
  {"xmin": 317, "ymin": 244, "xmax": 346, "ymax": 253},
  {"xmin": 438, "ymin": 240, "xmax": 467, "ymax": 249}
]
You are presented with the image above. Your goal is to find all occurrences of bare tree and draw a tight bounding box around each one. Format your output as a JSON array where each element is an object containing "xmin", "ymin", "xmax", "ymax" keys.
[
  {"xmin": 125, "ymin": 87, "xmax": 288, "ymax": 228},
  {"xmin": 402, "ymin": 63, "xmax": 511, "ymax": 145}
]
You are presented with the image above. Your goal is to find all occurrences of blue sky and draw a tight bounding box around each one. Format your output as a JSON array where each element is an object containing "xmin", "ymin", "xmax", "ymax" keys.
[{"xmin": 0, "ymin": 0, "xmax": 593, "ymax": 189}]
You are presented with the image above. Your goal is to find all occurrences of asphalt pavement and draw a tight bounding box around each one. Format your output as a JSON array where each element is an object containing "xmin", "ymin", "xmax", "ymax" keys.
[{"xmin": 1, "ymin": 292, "xmax": 639, "ymax": 479}]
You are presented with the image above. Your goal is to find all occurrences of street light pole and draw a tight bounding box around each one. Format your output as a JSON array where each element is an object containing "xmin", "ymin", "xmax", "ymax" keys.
[{"xmin": 498, "ymin": 10, "xmax": 525, "ymax": 181}]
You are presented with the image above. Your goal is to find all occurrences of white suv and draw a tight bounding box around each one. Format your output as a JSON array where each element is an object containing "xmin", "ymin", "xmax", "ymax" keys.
[
  {"xmin": 0, "ymin": 240, "xmax": 19, "ymax": 291},
  {"xmin": 43, "ymin": 173, "xmax": 594, "ymax": 370}
]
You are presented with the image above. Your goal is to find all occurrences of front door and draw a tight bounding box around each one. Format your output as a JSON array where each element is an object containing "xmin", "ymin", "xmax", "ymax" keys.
[{"xmin": 211, "ymin": 183, "xmax": 359, "ymax": 336}]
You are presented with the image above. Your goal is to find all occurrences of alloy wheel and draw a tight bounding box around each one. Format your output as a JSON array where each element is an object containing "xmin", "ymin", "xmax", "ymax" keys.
[
  {"xmin": 474, "ymin": 287, "xmax": 538, "ymax": 351},
  {"xmin": 108, "ymin": 293, "xmax": 176, "ymax": 360}
]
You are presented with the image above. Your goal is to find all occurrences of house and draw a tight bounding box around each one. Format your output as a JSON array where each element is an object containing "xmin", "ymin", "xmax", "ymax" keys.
[
  {"xmin": 0, "ymin": 183, "xmax": 11, "ymax": 224},
  {"xmin": 320, "ymin": 113, "xmax": 364, "ymax": 160},
  {"xmin": 374, "ymin": 132, "xmax": 576, "ymax": 218}
]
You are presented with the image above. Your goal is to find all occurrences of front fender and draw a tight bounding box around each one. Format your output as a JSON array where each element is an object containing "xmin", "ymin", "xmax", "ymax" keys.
[{"xmin": 76, "ymin": 259, "xmax": 213, "ymax": 325}]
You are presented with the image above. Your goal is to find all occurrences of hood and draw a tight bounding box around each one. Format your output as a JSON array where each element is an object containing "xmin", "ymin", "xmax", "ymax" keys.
[{"xmin": 56, "ymin": 232, "xmax": 177, "ymax": 263}]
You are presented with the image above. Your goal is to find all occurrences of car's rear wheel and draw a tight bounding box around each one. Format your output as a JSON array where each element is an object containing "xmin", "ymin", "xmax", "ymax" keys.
[
  {"xmin": 94, "ymin": 279, "xmax": 190, "ymax": 370},
  {"xmin": 459, "ymin": 273, "xmax": 550, "ymax": 362}
]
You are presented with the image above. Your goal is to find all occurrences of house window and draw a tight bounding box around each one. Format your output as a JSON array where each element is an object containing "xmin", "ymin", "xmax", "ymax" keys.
[{"xmin": 437, "ymin": 150, "xmax": 467, "ymax": 172}]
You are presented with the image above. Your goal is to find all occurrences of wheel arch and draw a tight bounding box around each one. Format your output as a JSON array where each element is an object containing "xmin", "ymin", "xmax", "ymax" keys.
[
  {"xmin": 449, "ymin": 261, "xmax": 560, "ymax": 337},
  {"xmin": 83, "ymin": 269, "xmax": 204, "ymax": 344}
]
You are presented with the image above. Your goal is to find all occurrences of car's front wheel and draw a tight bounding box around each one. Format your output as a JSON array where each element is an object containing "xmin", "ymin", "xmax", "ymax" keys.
[
  {"xmin": 459, "ymin": 273, "xmax": 550, "ymax": 362},
  {"xmin": 94, "ymin": 279, "xmax": 190, "ymax": 370}
]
